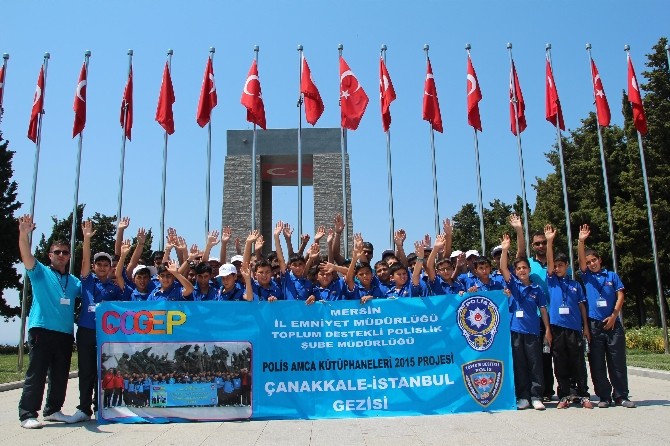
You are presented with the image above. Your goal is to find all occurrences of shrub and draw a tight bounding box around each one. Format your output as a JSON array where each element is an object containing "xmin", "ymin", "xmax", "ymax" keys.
[{"xmin": 626, "ymin": 325, "xmax": 666, "ymax": 353}]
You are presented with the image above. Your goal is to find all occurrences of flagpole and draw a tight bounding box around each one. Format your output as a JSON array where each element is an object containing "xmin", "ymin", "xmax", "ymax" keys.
[
  {"xmin": 666, "ymin": 44, "xmax": 670, "ymax": 73},
  {"xmin": 546, "ymin": 44, "xmax": 574, "ymax": 279},
  {"xmin": 381, "ymin": 44, "xmax": 395, "ymax": 249},
  {"xmin": 69, "ymin": 50, "xmax": 91, "ymax": 274},
  {"xmin": 0, "ymin": 53, "xmax": 8, "ymax": 113},
  {"xmin": 205, "ymin": 47, "xmax": 215, "ymax": 234},
  {"xmin": 466, "ymin": 44, "xmax": 486, "ymax": 254},
  {"xmin": 159, "ymin": 49, "xmax": 173, "ymax": 252},
  {"xmin": 117, "ymin": 49, "xmax": 133, "ymax": 230},
  {"xmin": 424, "ymin": 45, "xmax": 440, "ymax": 236},
  {"xmin": 338, "ymin": 43, "xmax": 349, "ymax": 259},
  {"xmin": 506, "ymin": 43, "xmax": 530, "ymax": 256},
  {"xmin": 19, "ymin": 52, "xmax": 50, "ymax": 371},
  {"xmin": 297, "ymin": 45, "xmax": 304, "ymax": 239},
  {"xmin": 586, "ymin": 44, "xmax": 617, "ymax": 274},
  {"xmin": 251, "ymin": 46, "xmax": 259, "ymax": 233},
  {"xmin": 625, "ymin": 45, "xmax": 668, "ymax": 354}
]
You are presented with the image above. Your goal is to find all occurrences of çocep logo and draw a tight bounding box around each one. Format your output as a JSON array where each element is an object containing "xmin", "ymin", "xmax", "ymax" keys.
[{"xmin": 102, "ymin": 310, "xmax": 186, "ymax": 335}]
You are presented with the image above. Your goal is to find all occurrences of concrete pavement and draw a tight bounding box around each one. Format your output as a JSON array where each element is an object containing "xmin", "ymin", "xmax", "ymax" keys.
[{"xmin": 1, "ymin": 370, "xmax": 669, "ymax": 446}]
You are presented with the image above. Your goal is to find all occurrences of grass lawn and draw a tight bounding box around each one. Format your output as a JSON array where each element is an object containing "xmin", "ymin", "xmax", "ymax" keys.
[
  {"xmin": 626, "ymin": 349, "xmax": 670, "ymax": 371},
  {"xmin": 0, "ymin": 353, "xmax": 79, "ymax": 384}
]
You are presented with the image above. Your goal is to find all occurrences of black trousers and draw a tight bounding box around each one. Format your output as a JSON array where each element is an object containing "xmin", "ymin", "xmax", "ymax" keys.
[
  {"xmin": 539, "ymin": 322, "xmax": 554, "ymax": 397},
  {"xmin": 588, "ymin": 318, "xmax": 629, "ymax": 401},
  {"xmin": 551, "ymin": 325, "xmax": 590, "ymax": 398},
  {"xmin": 76, "ymin": 327, "xmax": 98, "ymax": 416},
  {"xmin": 19, "ymin": 328, "xmax": 74, "ymax": 421},
  {"xmin": 511, "ymin": 331, "xmax": 544, "ymax": 400}
]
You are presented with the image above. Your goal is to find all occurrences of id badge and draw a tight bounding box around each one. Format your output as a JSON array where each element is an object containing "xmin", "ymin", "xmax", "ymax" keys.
[
  {"xmin": 60, "ymin": 297, "xmax": 70, "ymax": 305},
  {"xmin": 596, "ymin": 298, "xmax": 608, "ymax": 308},
  {"xmin": 88, "ymin": 304, "xmax": 96, "ymax": 313},
  {"xmin": 515, "ymin": 310, "xmax": 524, "ymax": 318},
  {"xmin": 559, "ymin": 306, "xmax": 570, "ymax": 315}
]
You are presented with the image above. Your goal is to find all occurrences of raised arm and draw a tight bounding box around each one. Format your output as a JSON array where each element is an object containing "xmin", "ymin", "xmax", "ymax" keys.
[
  {"xmin": 442, "ymin": 219, "xmax": 454, "ymax": 259},
  {"xmin": 243, "ymin": 230, "xmax": 259, "ymax": 265},
  {"xmin": 126, "ymin": 227, "xmax": 146, "ymax": 277},
  {"xmin": 81, "ymin": 219, "xmax": 96, "ymax": 277},
  {"xmin": 282, "ymin": 223, "xmax": 295, "ymax": 258},
  {"xmin": 304, "ymin": 243, "xmax": 321, "ymax": 272},
  {"xmin": 394, "ymin": 229, "xmax": 408, "ymax": 266},
  {"xmin": 202, "ymin": 230, "xmax": 220, "ymax": 263},
  {"xmin": 426, "ymin": 234, "xmax": 444, "ymax": 282},
  {"xmin": 219, "ymin": 226, "xmax": 231, "ymax": 262},
  {"xmin": 509, "ymin": 213, "xmax": 526, "ymax": 259},
  {"xmin": 331, "ymin": 214, "xmax": 345, "ymax": 265},
  {"xmin": 117, "ymin": 239, "xmax": 132, "ymax": 286},
  {"xmin": 411, "ymin": 241, "xmax": 424, "ymax": 287},
  {"xmin": 175, "ymin": 236, "xmax": 188, "ymax": 265},
  {"xmin": 167, "ymin": 260, "xmax": 194, "ymax": 298},
  {"xmin": 499, "ymin": 233, "xmax": 512, "ymax": 283},
  {"xmin": 114, "ymin": 216, "xmax": 130, "ymax": 257},
  {"xmin": 254, "ymin": 235, "xmax": 265, "ymax": 261},
  {"xmin": 297, "ymin": 233, "xmax": 310, "ymax": 257},
  {"xmin": 345, "ymin": 235, "xmax": 364, "ymax": 292},
  {"xmin": 273, "ymin": 221, "xmax": 287, "ymax": 274},
  {"xmin": 544, "ymin": 224, "xmax": 556, "ymax": 276},
  {"xmin": 577, "ymin": 224, "xmax": 590, "ymax": 273},
  {"xmin": 17, "ymin": 215, "xmax": 37, "ymax": 270},
  {"xmin": 239, "ymin": 263, "xmax": 254, "ymax": 302}
]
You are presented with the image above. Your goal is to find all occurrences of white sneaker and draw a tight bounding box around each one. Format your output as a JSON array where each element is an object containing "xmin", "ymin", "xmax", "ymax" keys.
[
  {"xmin": 21, "ymin": 418, "xmax": 44, "ymax": 429},
  {"xmin": 516, "ymin": 398, "xmax": 530, "ymax": 410},
  {"xmin": 532, "ymin": 399, "xmax": 546, "ymax": 410},
  {"xmin": 66, "ymin": 409, "xmax": 91, "ymax": 424},
  {"xmin": 43, "ymin": 411, "xmax": 70, "ymax": 422}
]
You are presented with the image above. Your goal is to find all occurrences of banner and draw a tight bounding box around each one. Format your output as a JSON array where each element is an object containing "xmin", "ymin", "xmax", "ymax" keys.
[{"xmin": 96, "ymin": 292, "xmax": 515, "ymax": 423}]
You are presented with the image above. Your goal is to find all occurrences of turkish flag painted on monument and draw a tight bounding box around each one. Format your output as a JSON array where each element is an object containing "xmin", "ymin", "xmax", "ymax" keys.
[
  {"xmin": 197, "ymin": 56, "xmax": 217, "ymax": 127},
  {"xmin": 300, "ymin": 55, "xmax": 324, "ymax": 126},
  {"xmin": 545, "ymin": 57, "xmax": 565, "ymax": 130},
  {"xmin": 422, "ymin": 59, "xmax": 443, "ymax": 133},
  {"xmin": 28, "ymin": 65, "xmax": 45, "ymax": 143},
  {"xmin": 241, "ymin": 60, "xmax": 266, "ymax": 130},
  {"xmin": 627, "ymin": 54, "xmax": 648, "ymax": 135},
  {"xmin": 379, "ymin": 57, "xmax": 396, "ymax": 132},
  {"xmin": 72, "ymin": 62, "xmax": 87, "ymax": 138},
  {"xmin": 339, "ymin": 56, "xmax": 369, "ymax": 130},
  {"xmin": 156, "ymin": 62, "xmax": 176, "ymax": 134},
  {"xmin": 509, "ymin": 61, "xmax": 526, "ymax": 136},
  {"xmin": 466, "ymin": 55, "xmax": 482, "ymax": 131},
  {"xmin": 120, "ymin": 65, "xmax": 133, "ymax": 140},
  {"xmin": 590, "ymin": 58, "xmax": 610, "ymax": 127}
]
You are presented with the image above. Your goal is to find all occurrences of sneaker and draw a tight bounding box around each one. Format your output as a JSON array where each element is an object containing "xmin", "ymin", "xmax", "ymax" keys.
[
  {"xmin": 598, "ymin": 400, "xmax": 611, "ymax": 408},
  {"xmin": 66, "ymin": 409, "xmax": 91, "ymax": 423},
  {"xmin": 557, "ymin": 397, "xmax": 570, "ymax": 409},
  {"xmin": 570, "ymin": 395, "xmax": 581, "ymax": 404},
  {"xmin": 615, "ymin": 398, "xmax": 636, "ymax": 408},
  {"xmin": 581, "ymin": 398, "xmax": 594, "ymax": 409},
  {"xmin": 21, "ymin": 418, "xmax": 44, "ymax": 429},
  {"xmin": 516, "ymin": 398, "xmax": 530, "ymax": 410},
  {"xmin": 43, "ymin": 411, "xmax": 70, "ymax": 422},
  {"xmin": 531, "ymin": 399, "xmax": 546, "ymax": 410}
]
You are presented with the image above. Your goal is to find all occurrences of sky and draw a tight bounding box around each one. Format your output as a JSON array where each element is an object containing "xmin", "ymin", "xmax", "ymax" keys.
[{"xmin": 0, "ymin": 0, "xmax": 668, "ymax": 344}]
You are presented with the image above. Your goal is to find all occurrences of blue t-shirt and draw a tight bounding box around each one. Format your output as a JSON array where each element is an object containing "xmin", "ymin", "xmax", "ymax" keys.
[
  {"xmin": 281, "ymin": 271, "xmax": 313, "ymax": 301},
  {"xmin": 191, "ymin": 282, "xmax": 220, "ymax": 301},
  {"xmin": 251, "ymin": 280, "xmax": 284, "ymax": 301},
  {"xmin": 78, "ymin": 273, "xmax": 123, "ymax": 330},
  {"xmin": 385, "ymin": 281, "xmax": 424, "ymax": 298},
  {"xmin": 313, "ymin": 277, "xmax": 347, "ymax": 301},
  {"xmin": 148, "ymin": 283, "xmax": 185, "ymax": 301},
  {"xmin": 580, "ymin": 268, "xmax": 624, "ymax": 321},
  {"xmin": 223, "ymin": 380, "xmax": 234, "ymax": 393},
  {"xmin": 121, "ymin": 268, "xmax": 155, "ymax": 301},
  {"xmin": 428, "ymin": 276, "xmax": 465, "ymax": 296},
  {"xmin": 506, "ymin": 275, "xmax": 547, "ymax": 336},
  {"xmin": 463, "ymin": 275, "xmax": 505, "ymax": 292},
  {"xmin": 26, "ymin": 260, "xmax": 81, "ymax": 334},
  {"xmin": 528, "ymin": 257, "xmax": 549, "ymax": 298},
  {"xmin": 345, "ymin": 282, "xmax": 387, "ymax": 300},
  {"xmin": 546, "ymin": 273, "xmax": 586, "ymax": 331},
  {"xmin": 216, "ymin": 282, "xmax": 246, "ymax": 301}
]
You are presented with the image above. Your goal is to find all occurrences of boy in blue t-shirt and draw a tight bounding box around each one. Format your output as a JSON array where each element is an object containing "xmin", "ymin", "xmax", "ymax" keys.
[
  {"xmin": 545, "ymin": 224, "xmax": 592, "ymax": 409},
  {"xmin": 425, "ymin": 234, "xmax": 465, "ymax": 296},
  {"xmin": 116, "ymin": 239, "xmax": 155, "ymax": 301},
  {"xmin": 273, "ymin": 220, "xmax": 316, "ymax": 303},
  {"xmin": 578, "ymin": 224, "xmax": 635, "ymax": 408},
  {"xmin": 462, "ymin": 256, "xmax": 505, "ymax": 293},
  {"xmin": 147, "ymin": 261, "xmax": 194, "ymax": 301}
]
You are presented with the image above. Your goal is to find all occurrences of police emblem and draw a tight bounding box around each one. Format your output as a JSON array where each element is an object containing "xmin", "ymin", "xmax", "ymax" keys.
[
  {"xmin": 462, "ymin": 359, "xmax": 504, "ymax": 407},
  {"xmin": 456, "ymin": 295, "xmax": 500, "ymax": 351}
]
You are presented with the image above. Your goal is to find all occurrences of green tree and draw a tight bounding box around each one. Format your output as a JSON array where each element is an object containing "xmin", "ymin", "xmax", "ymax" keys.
[
  {"xmin": 451, "ymin": 203, "xmax": 481, "ymax": 252},
  {"xmin": 0, "ymin": 132, "xmax": 22, "ymax": 320}
]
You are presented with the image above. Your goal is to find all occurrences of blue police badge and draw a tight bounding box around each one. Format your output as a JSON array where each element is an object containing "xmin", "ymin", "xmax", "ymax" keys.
[
  {"xmin": 462, "ymin": 359, "xmax": 504, "ymax": 407},
  {"xmin": 456, "ymin": 295, "xmax": 500, "ymax": 351}
]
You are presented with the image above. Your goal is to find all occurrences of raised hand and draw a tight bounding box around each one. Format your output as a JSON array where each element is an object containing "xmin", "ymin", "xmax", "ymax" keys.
[
  {"xmin": 327, "ymin": 228, "xmax": 335, "ymax": 244},
  {"xmin": 544, "ymin": 224, "xmax": 556, "ymax": 241},
  {"xmin": 314, "ymin": 226, "xmax": 326, "ymax": 243},
  {"xmin": 255, "ymin": 235, "xmax": 265, "ymax": 251},
  {"xmin": 423, "ymin": 234, "xmax": 432, "ymax": 248},
  {"xmin": 414, "ymin": 240, "xmax": 424, "ymax": 257},
  {"xmin": 188, "ymin": 244, "xmax": 201, "ymax": 261},
  {"xmin": 18, "ymin": 214, "xmax": 36, "ymax": 234},
  {"xmin": 207, "ymin": 230, "xmax": 220, "ymax": 247},
  {"xmin": 442, "ymin": 218, "xmax": 453, "ymax": 236},
  {"xmin": 166, "ymin": 259, "xmax": 179, "ymax": 274},
  {"xmin": 309, "ymin": 242, "xmax": 321, "ymax": 259},
  {"xmin": 509, "ymin": 213, "xmax": 522, "ymax": 230},
  {"xmin": 578, "ymin": 224, "xmax": 590, "ymax": 242},
  {"xmin": 300, "ymin": 233, "xmax": 311, "ymax": 245},
  {"xmin": 136, "ymin": 227, "xmax": 147, "ymax": 244},
  {"xmin": 81, "ymin": 220, "xmax": 96, "ymax": 238},
  {"xmin": 353, "ymin": 233, "xmax": 364, "ymax": 252},
  {"xmin": 274, "ymin": 221, "xmax": 284, "ymax": 237},
  {"xmin": 167, "ymin": 227, "xmax": 178, "ymax": 245},
  {"xmin": 246, "ymin": 230, "xmax": 260, "ymax": 243},
  {"xmin": 500, "ymin": 233, "xmax": 511, "ymax": 251},
  {"xmin": 117, "ymin": 216, "xmax": 130, "ymax": 230},
  {"xmin": 334, "ymin": 214, "xmax": 344, "ymax": 234},
  {"xmin": 120, "ymin": 239, "xmax": 132, "ymax": 257},
  {"xmin": 282, "ymin": 223, "xmax": 293, "ymax": 238},
  {"xmin": 434, "ymin": 234, "xmax": 446, "ymax": 250},
  {"xmin": 221, "ymin": 226, "xmax": 232, "ymax": 243},
  {"xmin": 394, "ymin": 229, "xmax": 406, "ymax": 247}
]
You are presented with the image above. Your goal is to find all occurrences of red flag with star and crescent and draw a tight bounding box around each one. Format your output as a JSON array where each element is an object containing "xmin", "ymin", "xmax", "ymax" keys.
[
  {"xmin": 545, "ymin": 57, "xmax": 565, "ymax": 130},
  {"xmin": 509, "ymin": 61, "xmax": 526, "ymax": 136},
  {"xmin": 627, "ymin": 54, "xmax": 648, "ymax": 135},
  {"xmin": 466, "ymin": 55, "xmax": 482, "ymax": 131},
  {"xmin": 241, "ymin": 60, "xmax": 266, "ymax": 130},
  {"xmin": 300, "ymin": 55, "xmax": 324, "ymax": 126},
  {"xmin": 422, "ymin": 59, "xmax": 443, "ymax": 133},
  {"xmin": 28, "ymin": 65, "xmax": 45, "ymax": 143},
  {"xmin": 120, "ymin": 65, "xmax": 133, "ymax": 140},
  {"xmin": 0, "ymin": 65, "xmax": 6, "ymax": 109},
  {"xmin": 379, "ymin": 57, "xmax": 396, "ymax": 132},
  {"xmin": 72, "ymin": 62, "xmax": 87, "ymax": 138},
  {"xmin": 155, "ymin": 62, "xmax": 175, "ymax": 134},
  {"xmin": 197, "ymin": 56, "xmax": 217, "ymax": 127},
  {"xmin": 590, "ymin": 58, "xmax": 610, "ymax": 127},
  {"xmin": 339, "ymin": 56, "xmax": 369, "ymax": 130}
]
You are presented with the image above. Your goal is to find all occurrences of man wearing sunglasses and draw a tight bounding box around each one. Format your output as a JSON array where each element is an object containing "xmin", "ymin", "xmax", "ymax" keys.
[{"xmin": 17, "ymin": 214, "xmax": 81, "ymax": 429}]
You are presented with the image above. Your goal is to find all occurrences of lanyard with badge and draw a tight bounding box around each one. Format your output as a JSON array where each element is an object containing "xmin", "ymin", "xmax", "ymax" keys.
[
  {"xmin": 52, "ymin": 267, "xmax": 70, "ymax": 305},
  {"xmin": 558, "ymin": 278, "xmax": 570, "ymax": 315},
  {"xmin": 515, "ymin": 279, "xmax": 527, "ymax": 319},
  {"xmin": 594, "ymin": 274, "xmax": 609, "ymax": 308}
]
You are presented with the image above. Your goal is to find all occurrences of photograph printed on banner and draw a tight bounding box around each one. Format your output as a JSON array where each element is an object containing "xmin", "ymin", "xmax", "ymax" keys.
[{"xmin": 99, "ymin": 341, "xmax": 252, "ymax": 421}]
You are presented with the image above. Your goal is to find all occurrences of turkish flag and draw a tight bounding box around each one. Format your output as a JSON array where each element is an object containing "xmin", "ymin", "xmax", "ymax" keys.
[
  {"xmin": 72, "ymin": 62, "xmax": 87, "ymax": 138},
  {"xmin": 155, "ymin": 62, "xmax": 175, "ymax": 135},
  {"xmin": 27, "ymin": 65, "xmax": 45, "ymax": 143},
  {"xmin": 120, "ymin": 65, "xmax": 133, "ymax": 140},
  {"xmin": 509, "ymin": 61, "xmax": 526, "ymax": 136},
  {"xmin": 300, "ymin": 55, "xmax": 324, "ymax": 126},
  {"xmin": 241, "ymin": 60, "xmax": 266, "ymax": 130},
  {"xmin": 339, "ymin": 56, "xmax": 369, "ymax": 130},
  {"xmin": 545, "ymin": 57, "xmax": 565, "ymax": 130},
  {"xmin": 466, "ymin": 55, "xmax": 482, "ymax": 131},
  {"xmin": 590, "ymin": 58, "xmax": 610, "ymax": 127},
  {"xmin": 197, "ymin": 56, "xmax": 217, "ymax": 127},
  {"xmin": 422, "ymin": 59, "xmax": 443, "ymax": 133},
  {"xmin": 0, "ymin": 65, "xmax": 5, "ymax": 108},
  {"xmin": 379, "ymin": 57, "xmax": 396, "ymax": 132},
  {"xmin": 627, "ymin": 54, "xmax": 648, "ymax": 135}
]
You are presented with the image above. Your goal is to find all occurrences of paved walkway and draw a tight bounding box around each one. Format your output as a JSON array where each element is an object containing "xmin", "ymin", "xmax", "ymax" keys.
[{"xmin": 1, "ymin": 370, "xmax": 669, "ymax": 446}]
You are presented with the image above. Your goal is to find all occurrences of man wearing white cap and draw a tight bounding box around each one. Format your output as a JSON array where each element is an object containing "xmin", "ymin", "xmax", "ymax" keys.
[{"xmin": 215, "ymin": 263, "xmax": 247, "ymax": 301}]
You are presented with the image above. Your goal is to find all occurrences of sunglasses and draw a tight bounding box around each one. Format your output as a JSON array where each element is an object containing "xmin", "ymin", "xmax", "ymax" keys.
[
  {"xmin": 50, "ymin": 250, "xmax": 70, "ymax": 256},
  {"xmin": 533, "ymin": 241, "xmax": 547, "ymax": 246}
]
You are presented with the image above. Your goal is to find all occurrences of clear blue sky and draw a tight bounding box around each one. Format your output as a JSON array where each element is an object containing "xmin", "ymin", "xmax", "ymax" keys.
[{"xmin": 0, "ymin": 0, "xmax": 667, "ymax": 344}]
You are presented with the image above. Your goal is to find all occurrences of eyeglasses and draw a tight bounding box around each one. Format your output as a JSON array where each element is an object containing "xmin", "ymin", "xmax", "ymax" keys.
[
  {"xmin": 533, "ymin": 241, "xmax": 547, "ymax": 246},
  {"xmin": 363, "ymin": 250, "xmax": 373, "ymax": 255},
  {"xmin": 50, "ymin": 250, "xmax": 70, "ymax": 256}
]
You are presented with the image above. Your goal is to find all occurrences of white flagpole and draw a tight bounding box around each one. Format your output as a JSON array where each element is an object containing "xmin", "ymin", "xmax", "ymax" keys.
[
  {"xmin": 338, "ymin": 44, "xmax": 349, "ymax": 259},
  {"xmin": 507, "ymin": 43, "xmax": 530, "ymax": 256},
  {"xmin": 297, "ymin": 45, "xmax": 304, "ymax": 238},
  {"xmin": 424, "ymin": 44, "xmax": 440, "ymax": 236},
  {"xmin": 69, "ymin": 50, "xmax": 91, "ymax": 274},
  {"xmin": 159, "ymin": 50, "xmax": 173, "ymax": 251},
  {"xmin": 205, "ymin": 47, "xmax": 215, "ymax": 234},
  {"xmin": 381, "ymin": 44, "xmax": 395, "ymax": 249},
  {"xmin": 117, "ymin": 49, "xmax": 133, "ymax": 229},
  {"xmin": 19, "ymin": 52, "xmax": 50, "ymax": 371},
  {"xmin": 251, "ymin": 46, "xmax": 259, "ymax": 233}
]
